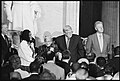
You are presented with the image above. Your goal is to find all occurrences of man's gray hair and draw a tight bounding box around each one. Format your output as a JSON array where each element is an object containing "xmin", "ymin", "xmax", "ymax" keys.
[
  {"xmin": 94, "ymin": 21, "xmax": 103, "ymax": 28},
  {"xmin": 63, "ymin": 25, "xmax": 72, "ymax": 33}
]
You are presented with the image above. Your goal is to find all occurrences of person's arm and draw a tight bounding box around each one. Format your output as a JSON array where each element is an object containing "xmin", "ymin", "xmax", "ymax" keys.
[
  {"xmin": 19, "ymin": 41, "xmax": 34, "ymax": 62},
  {"xmin": 78, "ymin": 36, "xmax": 85, "ymax": 58}
]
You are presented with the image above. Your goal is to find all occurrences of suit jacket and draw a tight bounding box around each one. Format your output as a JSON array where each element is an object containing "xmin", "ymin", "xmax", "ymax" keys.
[
  {"xmin": 0, "ymin": 34, "xmax": 10, "ymax": 63},
  {"xmin": 86, "ymin": 33, "xmax": 111, "ymax": 59},
  {"xmin": 55, "ymin": 60, "xmax": 71, "ymax": 77},
  {"xmin": 43, "ymin": 62, "xmax": 65, "ymax": 80},
  {"xmin": 55, "ymin": 34, "xmax": 85, "ymax": 63}
]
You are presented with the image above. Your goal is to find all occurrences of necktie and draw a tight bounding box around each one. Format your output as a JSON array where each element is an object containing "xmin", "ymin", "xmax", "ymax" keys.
[{"xmin": 67, "ymin": 37, "xmax": 70, "ymax": 49}]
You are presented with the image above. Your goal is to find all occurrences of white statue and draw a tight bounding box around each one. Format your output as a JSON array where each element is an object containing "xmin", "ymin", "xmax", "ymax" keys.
[{"xmin": 4, "ymin": 1, "xmax": 41, "ymax": 37}]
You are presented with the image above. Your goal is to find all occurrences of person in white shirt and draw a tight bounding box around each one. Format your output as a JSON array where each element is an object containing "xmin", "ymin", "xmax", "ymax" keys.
[{"xmin": 18, "ymin": 29, "xmax": 35, "ymax": 66}]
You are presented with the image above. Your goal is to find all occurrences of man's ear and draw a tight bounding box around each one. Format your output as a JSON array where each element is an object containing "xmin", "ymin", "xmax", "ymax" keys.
[{"xmin": 95, "ymin": 27, "xmax": 97, "ymax": 31}]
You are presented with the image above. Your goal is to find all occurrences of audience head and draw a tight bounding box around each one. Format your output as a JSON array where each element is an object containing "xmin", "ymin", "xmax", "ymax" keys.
[
  {"xmin": 21, "ymin": 29, "xmax": 32, "ymax": 42},
  {"xmin": 62, "ymin": 50, "xmax": 71, "ymax": 59},
  {"xmin": 55, "ymin": 52, "xmax": 62, "ymax": 61},
  {"xmin": 39, "ymin": 69, "xmax": 56, "ymax": 80},
  {"xmin": 63, "ymin": 25, "xmax": 73, "ymax": 38},
  {"xmin": 71, "ymin": 62, "xmax": 80, "ymax": 73},
  {"xmin": 114, "ymin": 46, "xmax": 120, "ymax": 56},
  {"xmin": 79, "ymin": 62, "xmax": 89, "ymax": 71},
  {"xmin": 75, "ymin": 68, "xmax": 88, "ymax": 80},
  {"xmin": 9, "ymin": 55, "xmax": 21, "ymax": 69},
  {"xmin": 96, "ymin": 56, "xmax": 106, "ymax": 67},
  {"xmin": 10, "ymin": 72, "xmax": 22, "ymax": 80},
  {"xmin": 94, "ymin": 21, "xmax": 104, "ymax": 33},
  {"xmin": 35, "ymin": 56, "xmax": 45, "ymax": 65},
  {"xmin": 104, "ymin": 65, "xmax": 114, "ymax": 76},
  {"xmin": 78, "ymin": 58, "xmax": 89, "ymax": 65},
  {"xmin": 2, "ymin": 23, "xmax": 8, "ymax": 35},
  {"xmin": 86, "ymin": 53, "xmax": 96, "ymax": 62},
  {"xmin": 29, "ymin": 61, "xmax": 42, "ymax": 73}
]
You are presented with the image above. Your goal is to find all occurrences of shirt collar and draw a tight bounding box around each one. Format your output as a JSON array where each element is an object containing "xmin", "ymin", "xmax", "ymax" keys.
[
  {"xmin": 114, "ymin": 55, "xmax": 119, "ymax": 57},
  {"xmin": 31, "ymin": 72, "xmax": 38, "ymax": 75},
  {"xmin": 97, "ymin": 32, "xmax": 103, "ymax": 36}
]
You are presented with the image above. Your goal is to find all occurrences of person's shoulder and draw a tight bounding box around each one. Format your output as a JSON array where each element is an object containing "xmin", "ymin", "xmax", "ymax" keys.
[
  {"xmin": 57, "ymin": 35, "xmax": 64, "ymax": 38},
  {"xmin": 56, "ymin": 35, "xmax": 64, "ymax": 39},
  {"xmin": 103, "ymin": 33, "xmax": 110, "ymax": 38},
  {"xmin": 72, "ymin": 34, "xmax": 81, "ymax": 38},
  {"xmin": 88, "ymin": 33, "xmax": 96, "ymax": 38}
]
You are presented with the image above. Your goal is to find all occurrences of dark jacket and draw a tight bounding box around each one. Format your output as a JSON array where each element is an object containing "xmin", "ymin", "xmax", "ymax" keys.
[{"xmin": 55, "ymin": 34, "xmax": 85, "ymax": 63}]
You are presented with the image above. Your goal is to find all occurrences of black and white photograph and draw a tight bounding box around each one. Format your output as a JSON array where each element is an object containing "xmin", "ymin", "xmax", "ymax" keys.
[{"xmin": 1, "ymin": 1, "xmax": 119, "ymax": 80}]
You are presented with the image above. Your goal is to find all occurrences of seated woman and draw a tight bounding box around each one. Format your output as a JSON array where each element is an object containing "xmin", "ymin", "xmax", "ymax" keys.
[
  {"xmin": 18, "ymin": 29, "xmax": 35, "ymax": 66},
  {"xmin": 37, "ymin": 35, "xmax": 58, "ymax": 63}
]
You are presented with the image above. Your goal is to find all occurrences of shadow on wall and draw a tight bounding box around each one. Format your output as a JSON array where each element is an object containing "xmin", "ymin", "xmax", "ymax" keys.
[
  {"xmin": 43, "ymin": 31, "xmax": 52, "ymax": 38},
  {"xmin": 35, "ymin": 36, "xmax": 43, "ymax": 47},
  {"xmin": 52, "ymin": 31, "xmax": 63, "ymax": 38}
]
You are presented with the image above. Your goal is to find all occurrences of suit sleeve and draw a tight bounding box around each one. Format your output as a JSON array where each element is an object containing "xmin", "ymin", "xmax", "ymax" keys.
[
  {"xmin": 78, "ymin": 36, "xmax": 85, "ymax": 57},
  {"xmin": 86, "ymin": 35, "xmax": 92, "ymax": 54}
]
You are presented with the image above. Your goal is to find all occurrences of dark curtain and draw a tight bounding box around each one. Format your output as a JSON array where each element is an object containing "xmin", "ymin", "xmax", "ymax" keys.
[{"xmin": 79, "ymin": 1, "xmax": 102, "ymax": 37}]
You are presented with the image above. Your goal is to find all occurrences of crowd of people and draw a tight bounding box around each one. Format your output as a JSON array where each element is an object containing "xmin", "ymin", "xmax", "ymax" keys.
[{"xmin": 1, "ymin": 21, "xmax": 119, "ymax": 80}]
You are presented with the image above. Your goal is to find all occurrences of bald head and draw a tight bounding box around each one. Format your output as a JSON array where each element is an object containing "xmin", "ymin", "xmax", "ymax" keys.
[{"xmin": 75, "ymin": 68, "xmax": 88, "ymax": 80}]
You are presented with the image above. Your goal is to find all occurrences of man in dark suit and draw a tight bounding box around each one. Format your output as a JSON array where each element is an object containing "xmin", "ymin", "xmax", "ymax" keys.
[
  {"xmin": 86, "ymin": 21, "xmax": 111, "ymax": 62},
  {"xmin": 1, "ymin": 23, "xmax": 11, "ymax": 67},
  {"xmin": 55, "ymin": 25, "xmax": 85, "ymax": 64}
]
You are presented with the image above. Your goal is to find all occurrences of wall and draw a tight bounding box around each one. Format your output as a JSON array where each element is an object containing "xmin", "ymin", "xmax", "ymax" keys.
[
  {"xmin": 2, "ymin": 1, "xmax": 80, "ymax": 43},
  {"xmin": 36, "ymin": 1, "xmax": 80, "ymax": 42},
  {"xmin": 102, "ymin": 1, "xmax": 119, "ymax": 47}
]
